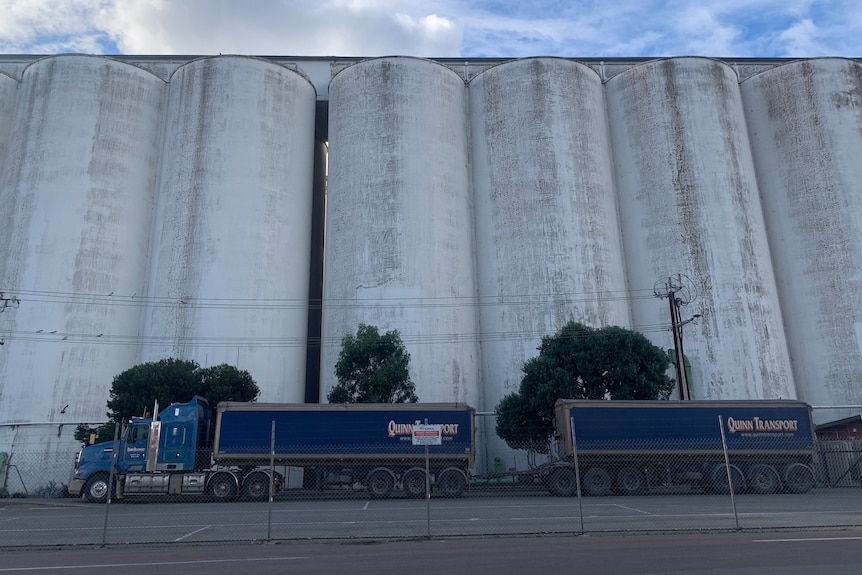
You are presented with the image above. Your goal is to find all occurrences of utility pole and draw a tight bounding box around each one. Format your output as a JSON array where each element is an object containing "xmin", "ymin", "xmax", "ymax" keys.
[{"xmin": 654, "ymin": 275, "xmax": 698, "ymax": 401}]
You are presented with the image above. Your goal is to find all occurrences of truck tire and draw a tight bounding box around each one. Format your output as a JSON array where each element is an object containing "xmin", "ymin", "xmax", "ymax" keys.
[
  {"xmin": 366, "ymin": 469, "xmax": 395, "ymax": 499},
  {"xmin": 615, "ymin": 467, "xmax": 646, "ymax": 496},
  {"xmin": 207, "ymin": 472, "xmax": 238, "ymax": 501},
  {"xmin": 83, "ymin": 474, "xmax": 111, "ymax": 504},
  {"xmin": 437, "ymin": 468, "xmax": 468, "ymax": 498},
  {"xmin": 401, "ymin": 468, "xmax": 428, "ymax": 498},
  {"xmin": 547, "ymin": 468, "xmax": 577, "ymax": 497},
  {"xmin": 747, "ymin": 464, "xmax": 780, "ymax": 495},
  {"xmin": 709, "ymin": 464, "xmax": 745, "ymax": 494},
  {"xmin": 782, "ymin": 463, "xmax": 815, "ymax": 494},
  {"xmin": 243, "ymin": 471, "xmax": 271, "ymax": 501},
  {"xmin": 583, "ymin": 468, "xmax": 612, "ymax": 496}
]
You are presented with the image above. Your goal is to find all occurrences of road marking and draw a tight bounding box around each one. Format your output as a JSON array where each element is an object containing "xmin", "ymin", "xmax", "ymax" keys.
[
  {"xmin": 608, "ymin": 504, "xmax": 655, "ymax": 515},
  {"xmin": 363, "ymin": 501, "xmax": 370, "ymax": 510},
  {"xmin": 174, "ymin": 524, "xmax": 212, "ymax": 541},
  {"xmin": 0, "ymin": 556, "xmax": 309, "ymax": 572},
  {"xmin": 754, "ymin": 536, "xmax": 862, "ymax": 542}
]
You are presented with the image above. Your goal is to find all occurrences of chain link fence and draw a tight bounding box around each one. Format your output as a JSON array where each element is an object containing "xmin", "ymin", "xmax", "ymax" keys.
[{"xmin": 2, "ymin": 410, "xmax": 861, "ymax": 547}]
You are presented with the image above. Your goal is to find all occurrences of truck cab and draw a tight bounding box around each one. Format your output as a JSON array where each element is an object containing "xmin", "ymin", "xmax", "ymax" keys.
[{"xmin": 68, "ymin": 396, "xmax": 214, "ymax": 502}]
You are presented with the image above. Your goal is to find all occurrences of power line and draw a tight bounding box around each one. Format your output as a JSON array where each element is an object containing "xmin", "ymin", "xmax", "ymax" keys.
[
  {"xmin": 0, "ymin": 320, "xmax": 676, "ymax": 348},
  {"xmin": 2, "ymin": 286, "xmax": 660, "ymax": 312}
]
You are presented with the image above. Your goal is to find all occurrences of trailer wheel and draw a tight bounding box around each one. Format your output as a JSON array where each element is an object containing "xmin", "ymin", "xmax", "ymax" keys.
[
  {"xmin": 615, "ymin": 467, "xmax": 646, "ymax": 496},
  {"xmin": 366, "ymin": 469, "xmax": 395, "ymax": 499},
  {"xmin": 583, "ymin": 467, "xmax": 612, "ymax": 496},
  {"xmin": 437, "ymin": 468, "xmax": 468, "ymax": 498},
  {"xmin": 401, "ymin": 468, "xmax": 428, "ymax": 498},
  {"xmin": 83, "ymin": 474, "xmax": 111, "ymax": 504},
  {"xmin": 547, "ymin": 468, "xmax": 577, "ymax": 497},
  {"xmin": 243, "ymin": 472, "xmax": 271, "ymax": 502},
  {"xmin": 783, "ymin": 463, "xmax": 815, "ymax": 494},
  {"xmin": 709, "ymin": 464, "xmax": 745, "ymax": 494},
  {"xmin": 747, "ymin": 464, "xmax": 780, "ymax": 495},
  {"xmin": 207, "ymin": 472, "xmax": 238, "ymax": 501}
]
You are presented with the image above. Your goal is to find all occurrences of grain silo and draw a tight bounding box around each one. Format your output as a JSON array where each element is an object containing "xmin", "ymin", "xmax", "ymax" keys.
[
  {"xmin": 0, "ymin": 72, "xmax": 16, "ymax": 174},
  {"xmin": 606, "ymin": 57, "xmax": 795, "ymax": 401},
  {"xmin": 323, "ymin": 57, "xmax": 479, "ymax": 405},
  {"xmin": 469, "ymin": 58, "xmax": 631, "ymax": 470},
  {"xmin": 741, "ymin": 58, "xmax": 862, "ymax": 420},
  {"xmin": 0, "ymin": 56, "xmax": 165, "ymax": 482},
  {"xmin": 140, "ymin": 56, "xmax": 317, "ymax": 402}
]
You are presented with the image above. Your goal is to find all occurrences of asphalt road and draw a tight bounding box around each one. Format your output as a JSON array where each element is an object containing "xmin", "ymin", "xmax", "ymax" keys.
[
  {"xmin": 2, "ymin": 488, "xmax": 862, "ymax": 548},
  {"xmin": 2, "ymin": 530, "xmax": 862, "ymax": 575}
]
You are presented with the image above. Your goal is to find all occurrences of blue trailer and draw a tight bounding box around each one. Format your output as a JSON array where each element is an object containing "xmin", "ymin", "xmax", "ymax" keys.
[
  {"xmin": 68, "ymin": 397, "xmax": 475, "ymax": 502},
  {"xmin": 545, "ymin": 400, "xmax": 817, "ymax": 496}
]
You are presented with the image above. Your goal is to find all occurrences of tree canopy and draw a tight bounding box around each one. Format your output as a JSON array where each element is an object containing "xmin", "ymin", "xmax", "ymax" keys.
[
  {"xmin": 75, "ymin": 358, "xmax": 260, "ymax": 444},
  {"xmin": 327, "ymin": 323, "xmax": 418, "ymax": 403},
  {"xmin": 495, "ymin": 321, "xmax": 673, "ymax": 452}
]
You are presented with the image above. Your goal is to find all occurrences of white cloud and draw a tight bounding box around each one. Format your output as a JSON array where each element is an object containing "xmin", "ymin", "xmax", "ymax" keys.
[
  {"xmin": 97, "ymin": 0, "xmax": 460, "ymax": 56},
  {"xmin": 0, "ymin": 0, "xmax": 859, "ymax": 58},
  {"xmin": 0, "ymin": 0, "xmax": 114, "ymax": 53},
  {"xmin": 776, "ymin": 18, "xmax": 820, "ymax": 56}
]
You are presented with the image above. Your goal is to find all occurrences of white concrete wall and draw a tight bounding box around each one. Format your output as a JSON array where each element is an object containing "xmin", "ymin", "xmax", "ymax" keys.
[
  {"xmin": 607, "ymin": 57, "xmax": 795, "ymax": 401},
  {"xmin": 323, "ymin": 57, "xmax": 479, "ymax": 405},
  {"xmin": 0, "ymin": 55, "xmax": 165, "ymax": 443},
  {"xmin": 140, "ymin": 56, "xmax": 317, "ymax": 403},
  {"xmin": 0, "ymin": 55, "xmax": 164, "ymax": 425},
  {"xmin": 0, "ymin": 73, "xmax": 17, "ymax": 180},
  {"xmin": 469, "ymin": 58, "xmax": 631, "ymax": 470},
  {"xmin": 742, "ymin": 58, "xmax": 862, "ymax": 421}
]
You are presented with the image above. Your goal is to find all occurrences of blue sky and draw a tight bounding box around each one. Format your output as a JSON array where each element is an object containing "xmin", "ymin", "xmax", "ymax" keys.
[{"xmin": 0, "ymin": 0, "xmax": 858, "ymax": 58}]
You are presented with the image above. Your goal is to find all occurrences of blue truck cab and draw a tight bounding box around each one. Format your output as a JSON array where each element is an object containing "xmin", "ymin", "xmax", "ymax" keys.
[{"xmin": 68, "ymin": 397, "xmax": 213, "ymax": 502}]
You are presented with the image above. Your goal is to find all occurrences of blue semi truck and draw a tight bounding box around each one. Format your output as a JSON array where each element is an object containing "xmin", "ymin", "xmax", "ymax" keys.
[
  {"xmin": 69, "ymin": 397, "xmax": 476, "ymax": 502},
  {"xmin": 544, "ymin": 399, "xmax": 818, "ymax": 496}
]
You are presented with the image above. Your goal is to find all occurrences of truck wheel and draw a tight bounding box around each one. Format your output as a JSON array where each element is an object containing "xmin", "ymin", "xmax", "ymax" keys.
[
  {"xmin": 402, "ymin": 468, "xmax": 428, "ymax": 498},
  {"xmin": 366, "ymin": 469, "xmax": 395, "ymax": 499},
  {"xmin": 207, "ymin": 472, "xmax": 238, "ymax": 501},
  {"xmin": 548, "ymin": 468, "xmax": 577, "ymax": 497},
  {"xmin": 615, "ymin": 467, "xmax": 646, "ymax": 496},
  {"xmin": 243, "ymin": 472, "xmax": 271, "ymax": 502},
  {"xmin": 710, "ymin": 464, "xmax": 745, "ymax": 494},
  {"xmin": 747, "ymin": 464, "xmax": 780, "ymax": 495},
  {"xmin": 83, "ymin": 474, "xmax": 111, "ymax": 503},
  {"xmin": 583, "ymin": 468, "xmax": 612, "ymax": 496},
  {"xmin": 437, "ymin": 469, "xmax": 468, "ymax": 498},
  {"xmin": 783, "ymin": 463, "xmax": 815, "ymax": 494}
]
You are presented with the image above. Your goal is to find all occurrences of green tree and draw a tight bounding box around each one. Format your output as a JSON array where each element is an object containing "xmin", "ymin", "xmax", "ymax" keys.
[
  {"xmin": 327, "ymin": 323, "xmax": 418, "ymax": 403},
  {"xmin": 495, "ymin": 322, "xmax": 673, "ymax": 452},
  {"xmin": 75, "ymin": 358, "xmax": 260, "ymax": 445}
]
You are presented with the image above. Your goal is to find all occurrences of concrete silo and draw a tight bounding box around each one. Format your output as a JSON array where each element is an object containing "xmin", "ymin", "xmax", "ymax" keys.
[
  {"xmin": 0, "ymin": 73, "xmax": 16, "ymax": 176},
  {"xmin": 323, "ymin": 57, "xmax": 479, "ymax": 405},
  {"xmin": 606, "ymin": 57, "xmax": 795, "ymax": 401},
  {"xmin": 469, "ymin": 58, "xmax": 631, "ymax": 471},
  {"xmin": 742, "ymin": 59, "xmax": 862, "ymax": 420},
  {"xmin": 0, "ymin": 56, "xmax": 165, "ymax": 485},
  {"xmin": 140, "ymin": 56, "xmax": 317, "ymax": 403}
]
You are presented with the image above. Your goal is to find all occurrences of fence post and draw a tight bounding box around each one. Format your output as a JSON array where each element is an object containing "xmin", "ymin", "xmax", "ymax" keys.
[
  {"xmin": 101, "ymin": 422, "xmax": 119, "ymax": 546},
  {"xmin": 267, "ymin": 420, "xmax": 275, "ymax": 541},
  {"xmin": 718, "ymin": 416, "xmax": 740, "ymax": 530},
  {"xmin": 570, "ymin": 417, "xmax": 585, "ymax": 533}
]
